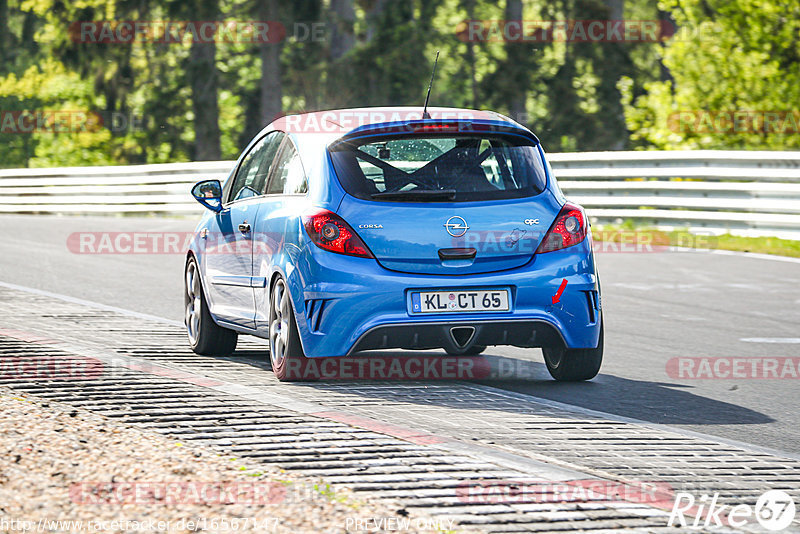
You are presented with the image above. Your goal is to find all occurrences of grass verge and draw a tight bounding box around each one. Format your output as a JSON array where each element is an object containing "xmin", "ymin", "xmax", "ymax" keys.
[{"xmin": 593, "ymin": 224, "xmax": 800, "ymax": 258}]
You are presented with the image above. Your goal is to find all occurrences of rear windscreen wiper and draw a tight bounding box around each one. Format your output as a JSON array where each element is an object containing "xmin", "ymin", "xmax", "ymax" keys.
[{"xmin": 371, "ymin": 189, "xmax": 457, "ymax": 201}]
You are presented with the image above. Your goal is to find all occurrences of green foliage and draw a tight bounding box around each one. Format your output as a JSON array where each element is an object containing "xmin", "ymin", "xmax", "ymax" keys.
[
  {"xmin": 0, "ymin": 59, "xmax": 121, "ymax": 166},
  {"xmin": 624, "ymin": 0, "xmax": 800, "ymax": 150},
  {"xmin": 0, "ymin": 0, "xmax": 795, "ymax": 168}
]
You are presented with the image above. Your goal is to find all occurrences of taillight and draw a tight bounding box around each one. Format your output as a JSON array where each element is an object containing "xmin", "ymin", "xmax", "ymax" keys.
[
  {"xmin": 536, "ymin": 202, "xmax": 588, "ymax": 253},
  {"xmin": 302, "ymin": 209, "xmax": 374, "ymax": 258}
]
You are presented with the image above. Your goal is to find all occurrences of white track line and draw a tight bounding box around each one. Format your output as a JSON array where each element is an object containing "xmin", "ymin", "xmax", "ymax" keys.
[{"xmin": 740, "ymin": 338, "xmax": 800, "ymax": 344}]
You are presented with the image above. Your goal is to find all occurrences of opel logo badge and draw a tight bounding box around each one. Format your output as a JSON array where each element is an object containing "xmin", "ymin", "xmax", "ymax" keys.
[{"xmin": 444, "ymin": 216, "xmax": 469, "ymax": 237}]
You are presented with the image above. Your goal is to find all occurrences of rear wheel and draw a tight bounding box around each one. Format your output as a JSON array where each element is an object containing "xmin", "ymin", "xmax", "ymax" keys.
[
  {"xmin": 185, "ymin": 257, "xmax": 237, "ymax": 356},
  {"xmin": 269, "ymin": 277, "xmax": 309, "ymax": 381},
  {"xmin": 542, "ymin": 319, "xmax": 603, "ymax": 382}
]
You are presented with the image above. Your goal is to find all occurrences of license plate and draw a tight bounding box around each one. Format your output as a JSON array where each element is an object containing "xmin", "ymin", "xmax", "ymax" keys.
[{"xmin": 411, "ymin": 289, "xmax": 510, "ymax": 313}]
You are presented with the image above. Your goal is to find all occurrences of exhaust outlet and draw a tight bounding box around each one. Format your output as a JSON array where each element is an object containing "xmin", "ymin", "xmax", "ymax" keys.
[{"xmin": 450, "ymin": 326, "xmax": 476, "ymax": 348}]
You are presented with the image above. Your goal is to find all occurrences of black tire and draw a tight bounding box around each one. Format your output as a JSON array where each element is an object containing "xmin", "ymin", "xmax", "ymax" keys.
[
  {"xmin": 185, "ymin": 257, "xmax": 238, "ymax": 356},
  {"xmin": 542, "ymin": 319, "xmax": 603, "ymax": 381},
  {"xmin": 268, "ymin": 277, "xmax": 311, "ymax": 381},
  {"xmin": 444, "ymin": 345, "xmax": 487, "ymax": 356}
]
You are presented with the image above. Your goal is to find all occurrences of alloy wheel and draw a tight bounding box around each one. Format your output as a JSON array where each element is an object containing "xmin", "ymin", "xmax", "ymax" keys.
[
  {"xmin": 185, "ymin": 261, "xmax": 201, "ymax": 345},
  {"xmin": 270, "ymin": 279, "xmax": 291, "ymax": 369}
]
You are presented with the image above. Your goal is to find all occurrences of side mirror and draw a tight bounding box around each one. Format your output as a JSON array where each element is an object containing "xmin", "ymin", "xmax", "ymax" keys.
[{"xmin": 191, "ymin": 180, "xmax": 223, "ymax": 212}]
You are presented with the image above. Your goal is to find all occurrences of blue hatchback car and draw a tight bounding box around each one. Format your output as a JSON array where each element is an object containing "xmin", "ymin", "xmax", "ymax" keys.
[{"xmin": 185, "ymin": 107, "xmax": 603, "ymax": 381}]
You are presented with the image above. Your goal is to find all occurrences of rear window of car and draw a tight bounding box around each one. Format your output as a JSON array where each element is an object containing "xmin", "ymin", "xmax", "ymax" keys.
[{"xmin": 329, "ymin": 134, "xmax": 547, "ymax": 202}]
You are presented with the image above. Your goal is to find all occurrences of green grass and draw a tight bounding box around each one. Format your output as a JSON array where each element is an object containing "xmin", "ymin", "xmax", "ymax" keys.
[{"xmin": 593, "ymin": 223, "xmax": 800, "ymax": 258}]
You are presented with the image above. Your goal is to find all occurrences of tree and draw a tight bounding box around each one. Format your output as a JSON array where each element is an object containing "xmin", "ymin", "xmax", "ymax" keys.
[
  {"xmin": 623, "ymin": 0, "xmax": 800, "ymax": 150},
  {"xmin": 329, "ymin": 0, "xmax": 355, "ymax": 61},
  {"xmin": 259, "ymin": 0, "xmax": 282, "ymax": 125},
  {"xmin": 2, "ymin": 0, "xmax": 794, "ymax": 169},
  {"xmin": 343, "ymin": 0, "xmax": 444, "ymax": 108},
  {"xmin": 0, "ymin": 0, "xmax": 8, "ymax": 71},
  {"xmin": 186, "ymin": 1, "xmax": 222, "ymax": 160},
  {"xmin": 504, "ymin": 0, "xmax": 526, "ymax": 122}
]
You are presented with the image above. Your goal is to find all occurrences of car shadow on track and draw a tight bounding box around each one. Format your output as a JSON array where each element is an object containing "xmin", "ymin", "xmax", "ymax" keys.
[
  {"xmin": 226, "ymin": 348, "xmax": 772, "ymax": 428},
  {"xmin": 474, "ymin": 354, "xmax": 774, "ymax": 427}
]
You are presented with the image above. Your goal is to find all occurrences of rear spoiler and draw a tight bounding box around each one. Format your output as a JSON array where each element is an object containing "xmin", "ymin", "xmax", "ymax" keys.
[{"xmin": 328, "ymin": 119, "xmax": 540, "ymax": 150}]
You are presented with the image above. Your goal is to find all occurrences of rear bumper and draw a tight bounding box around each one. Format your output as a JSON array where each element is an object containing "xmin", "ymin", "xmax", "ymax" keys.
[
  {"xmin": 348, "ymin": 319, "xmax": 566, "ymax": 355},
  {"xmin": 280, "ymin": 238, "xmax": 601, "ymax": 358}
]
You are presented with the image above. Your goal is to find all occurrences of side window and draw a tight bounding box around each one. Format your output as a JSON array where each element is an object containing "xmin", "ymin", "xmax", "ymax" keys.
[
  {"xmin": 228, "ymin": 132, "xmax": 284, "ymax": 203},
  {"xmin": 256, "ymin": 132, "xmax": 285, "ymax": 193},
  {"xmin": 267, "ymin": 142, "xmax": 308, "ymax": 195}
]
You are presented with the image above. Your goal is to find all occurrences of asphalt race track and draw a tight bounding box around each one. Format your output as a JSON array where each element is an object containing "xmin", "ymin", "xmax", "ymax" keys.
[{"xmin": 1, "ymin": 213, "xmax": 799, "ymax": 456}]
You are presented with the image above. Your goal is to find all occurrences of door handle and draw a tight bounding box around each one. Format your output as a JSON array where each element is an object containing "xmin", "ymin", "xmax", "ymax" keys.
[
  {"xmin": 438, "ymin": 247, "xmax": 477, "ymax": 260},
  {"xmin": 238, "ymin": 222, "xmax": 251, "ymax": 234}
]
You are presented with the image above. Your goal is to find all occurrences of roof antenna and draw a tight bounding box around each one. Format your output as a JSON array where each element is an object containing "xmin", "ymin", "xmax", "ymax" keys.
[{"xmin": 422, "ymin": 50, "xmax": 440, "ymax": 119}]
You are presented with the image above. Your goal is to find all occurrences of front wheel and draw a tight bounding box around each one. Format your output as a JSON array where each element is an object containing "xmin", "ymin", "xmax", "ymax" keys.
[
  {"xmin": 185, "ymin": 256, "xmax": 238, "ymax": 356},
  {"xmin": 542, "ymin": 320, "xmax": 603, "ymax": 382},
  {"xmin": 269, "ymin": 277, "xmax": 310, "ymax": 381}
]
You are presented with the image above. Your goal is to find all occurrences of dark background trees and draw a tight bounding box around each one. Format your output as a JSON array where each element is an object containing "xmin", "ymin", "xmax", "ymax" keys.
[{"xmin": 0, "ymin": 0, "xmax": 796, "ymax": 168}]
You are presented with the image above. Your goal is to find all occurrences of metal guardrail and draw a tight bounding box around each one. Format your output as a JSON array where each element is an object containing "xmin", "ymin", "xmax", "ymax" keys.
[
  {"xmin": 1, "ymin": 151, "xmax": 800, "ymax": 239},
  {"xmin": 548, "ymin": 150, "xmax": 800, "ymax": 239},
  {"xmin": 0, "ymin": 161, "xmax": 232, "ymax": 214}
]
